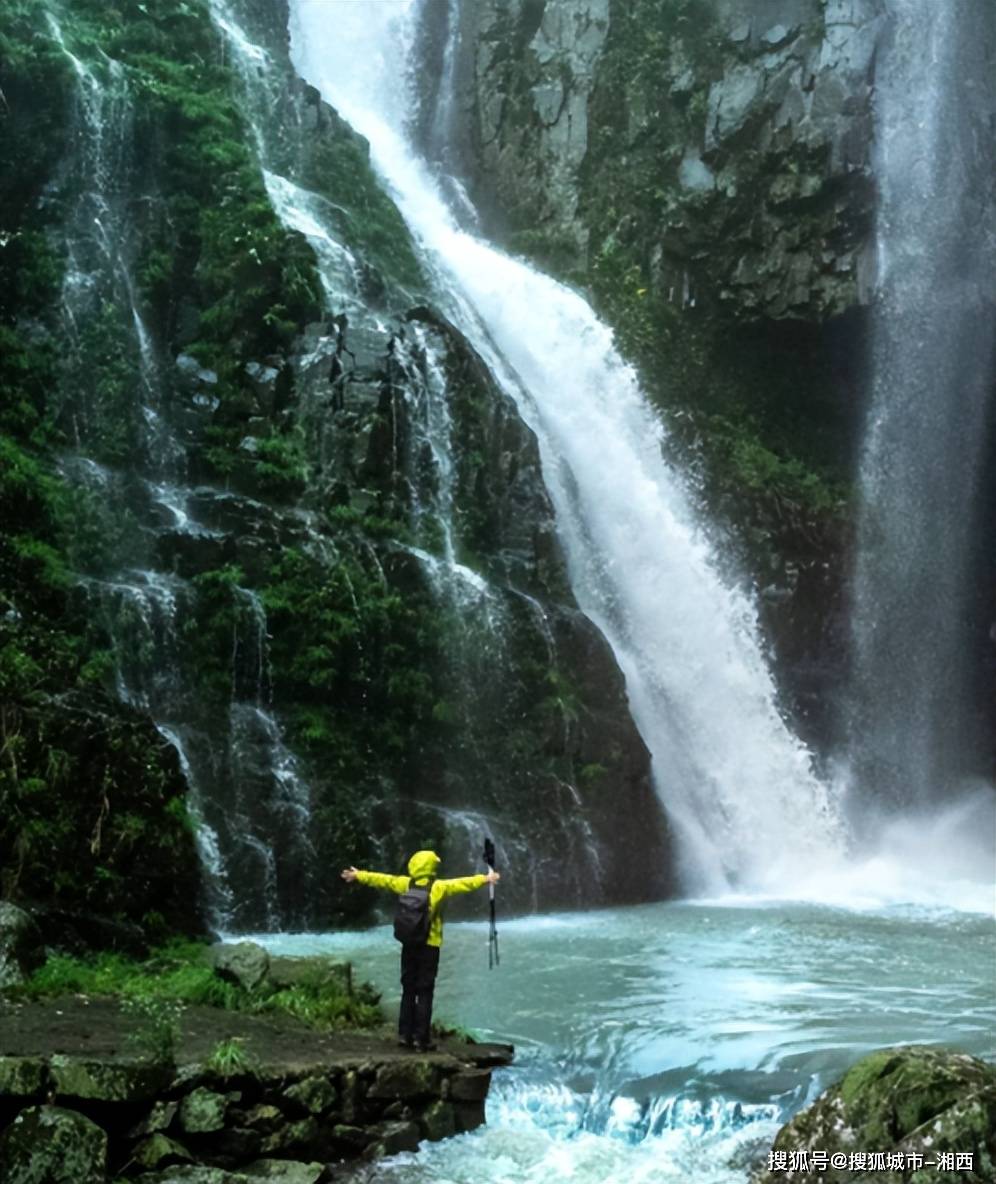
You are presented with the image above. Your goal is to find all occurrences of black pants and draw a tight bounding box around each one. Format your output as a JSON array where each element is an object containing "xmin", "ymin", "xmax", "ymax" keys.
[{"xmin": 399, "ymin": 943, "xmax": 440, "ymax": 1044}]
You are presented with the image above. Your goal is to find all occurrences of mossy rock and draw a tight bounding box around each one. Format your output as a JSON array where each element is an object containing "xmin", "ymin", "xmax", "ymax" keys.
[
  {"xmin": 754, "ymin": 1045, "xmax": 996, "ymax": 1184},
  {"xmin": 0, "ymin": 904, "xmax": 44, "ymax": 990},
  {"xmin": 281, "ymin": 1075, "xmax": 336, "ymax": 1116},
  {"xmin": 0, "ymin": 1105, "xmax": 107, "ymax": 1184},
  {"xmin": 49, "ymin": 1055, "xmax": 172, "ymax": 1103},
  {"xmin": 420, "ymin": 1099, "xmax": 457, "ymax": 1141},
  {"xmin": 179, "ymin": 1086, "xmax": 230, "ymax": 1134},
  {"xmin": 241, "ymin": 1162, "xmax": 325, "ymax": 1184},
  {"xmin": 132, "ymin": 1133, "xmax": 194, "ymax": 1171},
  {"xmin": 366, "ymin": 1059, "xmax": 441, "ymax": 1100},
  {"xmin": 0, "ymin": 1056, "xmax": 47, "ymax": 1098}
]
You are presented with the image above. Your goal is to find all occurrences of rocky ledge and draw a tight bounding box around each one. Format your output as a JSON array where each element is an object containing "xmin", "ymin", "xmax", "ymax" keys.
[
  {"xmin": 0, "ymin": 995, "xmax": 513, "ymax": 1184},
  {"xmin": 754, "ymin": 1045, "xmax": 996, "ymax": 1184}
]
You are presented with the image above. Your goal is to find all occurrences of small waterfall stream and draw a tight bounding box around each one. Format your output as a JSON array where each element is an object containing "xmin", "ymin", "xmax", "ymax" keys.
[
  {"xmin": 42, "ymin": 4, "xmax": 322, "ymax": 932},
  {"xmin": 287, "ymin": 0, "xmax": 843, "ymax": 895}
]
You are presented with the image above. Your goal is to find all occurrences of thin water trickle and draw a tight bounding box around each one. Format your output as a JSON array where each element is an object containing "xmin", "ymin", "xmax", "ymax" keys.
[{"xmin": 45, "ymin": 4, "xmax": 321, "ymax": 927}]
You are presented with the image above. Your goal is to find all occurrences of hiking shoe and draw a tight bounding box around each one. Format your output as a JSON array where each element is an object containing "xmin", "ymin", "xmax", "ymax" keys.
[
  {"xmin": 415, "ymin": 1041, "xmax": 437, "ymax": 1052},
  {"xmin": 397, "ymin": 1037, "xmax": 415, "ymax": 1050}
]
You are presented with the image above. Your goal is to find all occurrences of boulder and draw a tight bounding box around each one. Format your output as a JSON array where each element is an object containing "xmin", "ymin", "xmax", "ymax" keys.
[
  {"xmin": 266, "ymin": 956, "xmax": 351, "ymax": 995},
  {"xmin": 366, "ymin": 1059, "xmax": 440, "ymax": 1099},
  {"xmin": 49, "ymin": 1055, "xmax": 170, "ymax": 1103},
  {"xmin": 135, "ymin": 1169, "xmax": 246, "ymax": 1184},
  {"xmin": 369, "ymin": 1120, "xmax": 420, "ymax": 1156},
  {"xmin": 0, "ymin": 1056, "xmax": 47, "ymax": 1097},
  {"xmin": 209, "ymin": 942, "xmax": 270, "ymax": 993},
  {"xmin": 420, "ymin": 1099, "xmax": 457, "ymax": 1141},
  {"xmin": 282, "ymin": 1075, "xmax": 337, "ymax": 1116},
  {"xmin": 129, "ymin": 1100, "xmax": 180, "ymax": 1138},
  {"xmin": 453, "ymin": 1100, "xmax": 486, "ymax": 1133},
  {"xmin": 259, "ymin": 1117, "xmax": 319, "ymax": 1155},
  {"xmin": 175, "ymin": 354, "xmax": 219, "ymax": 388},
  {"xmin": 243, "ymin": 1160, "xmax": 325, "ymax": 1184},
  {"xmin": 447, "ymin": 1068, "xmax": 492, "ymax": 1102},
  {"xmin": 753, "ymin": 1046, "xmax": 996, "ymax": 1184},
  {"xmin": 132, "ymin": 1133, "xmax": 194, "ymax": 1170},
  {"xmin": 244, "ymin": 362, "xmax": 281, "ymax": 415},
  {"xmin": 0, "ymin": 902, "xmax": 43, "ymax": 989},
  {"xmin": 179, "ymin": 1087, "xmax": 230, "ymax": 1134},
  {"xmin": 240, "ymin": 1104, "xmax": 284, "ymax": 1133},
  {"xmin": 208, "ymin": 1127, "xmax": 263, "ymax": 1161},
  {"xmin": 330, "ymin": 1123, "xmax": 370, "ymax": 1151},
  {"xmin": 0, "ymin": 1105, "xmax": 107, "ymax": 1184}
]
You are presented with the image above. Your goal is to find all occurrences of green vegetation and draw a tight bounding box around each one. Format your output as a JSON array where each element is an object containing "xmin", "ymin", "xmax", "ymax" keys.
[
  {"xmin": 296, "ymin": 104, "xmax": 423, "ymax": 293},
  {"xmin": 14, "ymin": 940, "xmax": 383, "ymax": 1032},
  {"xmin": 261, "ymin": 537, "xmax": 440, "ymax": 771},
  {"xmin": 430, "ymin": 1020, "xmax": 481, "ymax": 1043},
  {"xmin": 205, "ymin": 1036, "xmax": 255, "ymax": 1075},
  {"xmin": 123, "ymin": 995, "xmax": 184, "ymax": 1064}
]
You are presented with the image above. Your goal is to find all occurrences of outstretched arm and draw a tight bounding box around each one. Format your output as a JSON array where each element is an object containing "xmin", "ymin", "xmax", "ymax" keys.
[
  {"xmin": 340, "ymin": 866, "xmax": 409, "ymax": 893},
  {"xmin": 436, "ymin": 869, "xmax": 500, "ymax": 900}
]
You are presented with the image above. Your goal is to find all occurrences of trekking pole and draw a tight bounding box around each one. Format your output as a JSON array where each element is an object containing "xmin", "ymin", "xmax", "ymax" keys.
[{"xmin": 483, "ymin": 837, "xmax": 499, "ymax": 969}]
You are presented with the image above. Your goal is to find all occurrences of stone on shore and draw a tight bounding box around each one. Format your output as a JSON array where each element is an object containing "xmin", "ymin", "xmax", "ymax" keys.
[
  {"xmin": 753, "ymin": 1045, "xmax": 996, "ymax": 1184},
  {"xmin": 210, "ymin": 943, "xmax": 270, "ymax": 993},
  {"xmin": 0, "ymin": 1105, "xmax": 107, "ymax": 1184},
  {"xmin": 0, "ymin": 904, "xmax": 43, "ymax": 990}
]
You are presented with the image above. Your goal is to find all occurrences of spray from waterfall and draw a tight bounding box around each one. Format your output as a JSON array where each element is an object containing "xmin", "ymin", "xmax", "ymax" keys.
[
  {"xmin": 847, "ymin": 0, "xmax": 996, "ymax": 813},
  {"xmin": 288, "ymin": 0, "xmax": 845, "ymax": 895}
]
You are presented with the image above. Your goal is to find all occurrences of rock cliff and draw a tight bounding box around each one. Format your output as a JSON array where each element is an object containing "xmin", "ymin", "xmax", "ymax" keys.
[{"xmin": 422, "ymin": 0, "xmax": 889, "ymax": 747}]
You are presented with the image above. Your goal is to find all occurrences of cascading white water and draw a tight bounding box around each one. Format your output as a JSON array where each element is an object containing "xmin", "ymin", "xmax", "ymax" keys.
[
  {"xmin": 848, "ymin": 0, "xmax": 996, "ymax": 810},
  {"xmin": 43, "ymin": 4, "xmax": 328, "ymax": 931},
  {"xmin": 287, "ymin": 0, "xmax": 843, "ymax": 894}
]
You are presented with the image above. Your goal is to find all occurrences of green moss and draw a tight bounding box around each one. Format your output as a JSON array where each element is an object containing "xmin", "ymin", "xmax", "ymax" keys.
[
  {"xmin": 14, "ymin": 940, "xmax": 383, "ymax": 1032},
  {"xmin": 252, "ymin": 432, "xmax": 309, "ymax": 499},
  {"xmin": 297, "ymin": 110, "xmax": 423, "ymax": 293},
  {"xmin": 178, "ymin": 564, "xmax": 244, "ymax": 700}
]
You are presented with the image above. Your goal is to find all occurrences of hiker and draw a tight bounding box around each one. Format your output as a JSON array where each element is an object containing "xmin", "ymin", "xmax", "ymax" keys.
[{"xmin": 340, "ymin": 849, "xmax": 500, "ymax": 1051}]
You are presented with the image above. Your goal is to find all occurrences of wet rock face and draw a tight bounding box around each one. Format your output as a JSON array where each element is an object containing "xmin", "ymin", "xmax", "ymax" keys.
[
  {"xmin": 449, "ymin": 0, "xmax": 884, "ymax": 319},
  {"xmin": 753, "ymin": 1046, "xmax": 996, "ymax": 1184},
  {"xmin": 2, "ymin": 0, "xmax": 671, "ymax": 935},
  {"xmin": 0, "ymin": 697, "xmax": 203, "ymax": 942},
  {"xmin": 440, "ymin": 0, "xmax": 611, "ymax": 262}
]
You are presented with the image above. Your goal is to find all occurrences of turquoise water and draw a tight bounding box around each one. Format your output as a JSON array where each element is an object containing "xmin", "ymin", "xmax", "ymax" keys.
[{"xmin": 255, "ymin": 899, "xmax": 995, "ymax": 1182}]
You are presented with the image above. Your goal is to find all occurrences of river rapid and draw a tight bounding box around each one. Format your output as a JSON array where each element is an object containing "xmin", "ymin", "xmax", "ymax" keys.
[{"xmin": 253, "ymin": 898, "xmax": 995, "ymax": 1183}]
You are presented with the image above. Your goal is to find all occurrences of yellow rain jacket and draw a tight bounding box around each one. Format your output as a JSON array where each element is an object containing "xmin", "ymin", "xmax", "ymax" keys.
[{"xmin": 354, "ymin": 849, "xmax": 488, "ymax": 948}]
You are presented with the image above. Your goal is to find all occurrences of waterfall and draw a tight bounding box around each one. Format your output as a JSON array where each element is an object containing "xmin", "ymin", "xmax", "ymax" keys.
[
  {"xmin": 848, "ymin": 0, "xmax": 996, "ymax": 810},
  {"xmin": 287, "ymin": 0, "xmax": 844, "ymax": 894},
  {"xmin": 42, "ymin": 6, "xmax": 320, "ymax": 932}
]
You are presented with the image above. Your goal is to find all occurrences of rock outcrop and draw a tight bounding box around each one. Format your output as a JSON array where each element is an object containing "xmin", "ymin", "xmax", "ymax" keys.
[
  {"xmin": 0, "ymin": 0, "xmax": 672, "ymax": 937},
  {"xmin": 448, "ymin": 0, "xmax": 883, "ymax": 319},
  {"xmin": 420, "ymin": 0, "xmax": 890, "ymax": 748},
  {"xmin": 754, "ymin": 1046, "xmax": 996, "ymax": 1184},
  {"xmin": 0, "ymin": 1105, "xmax": 108, "ymax": 1184}
]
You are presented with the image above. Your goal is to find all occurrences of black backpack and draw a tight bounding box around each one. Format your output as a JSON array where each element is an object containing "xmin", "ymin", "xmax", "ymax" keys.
[{"xmin": 393, "ymin": 877, "xmax": 434, "ymax": 945}]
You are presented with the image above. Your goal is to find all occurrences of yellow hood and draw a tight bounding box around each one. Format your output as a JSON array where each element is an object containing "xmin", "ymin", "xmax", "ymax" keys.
[{"xmin": 407, "ymin": 850, "xmax": 441, "ymax": 881}]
